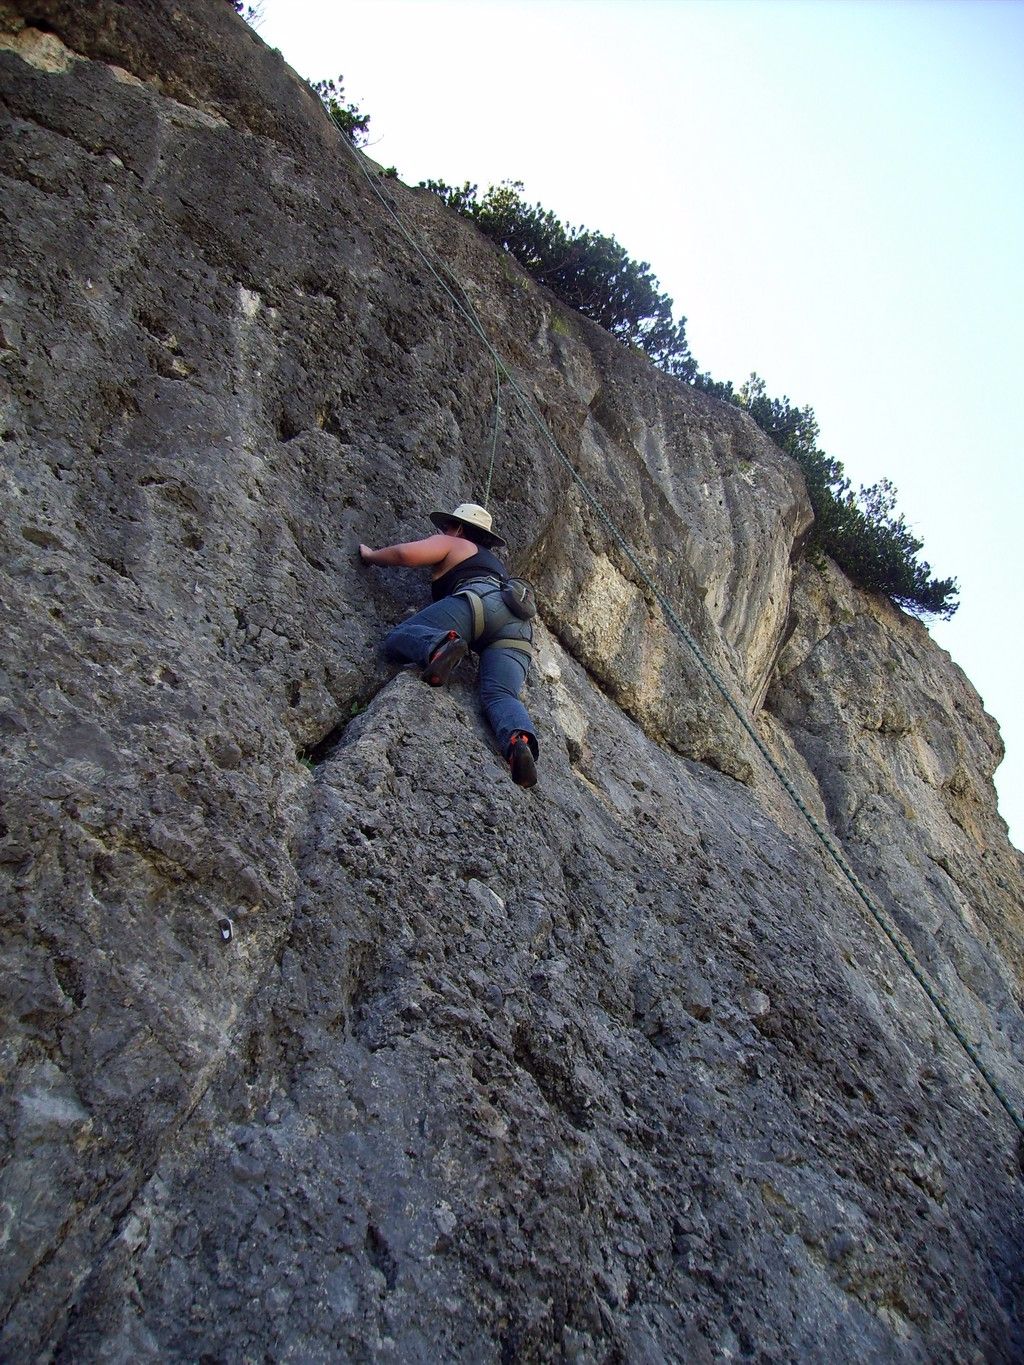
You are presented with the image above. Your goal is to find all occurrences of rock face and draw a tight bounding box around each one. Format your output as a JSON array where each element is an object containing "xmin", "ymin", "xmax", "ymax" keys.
[{"xmin": 1, "ymin": 2, "xmax": 1022, "ymax": 1359}]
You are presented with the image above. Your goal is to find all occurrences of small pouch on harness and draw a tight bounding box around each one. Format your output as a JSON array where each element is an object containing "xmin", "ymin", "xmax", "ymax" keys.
[{"xmin": 500, "ymin": 577, "xmax": 537, "ymax": 620}]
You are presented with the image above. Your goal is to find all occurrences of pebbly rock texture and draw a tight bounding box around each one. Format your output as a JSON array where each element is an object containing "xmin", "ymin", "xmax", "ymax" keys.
[{"xmin": 1, "ymin": 1, "xmax": 1022, "ymax": 1360}]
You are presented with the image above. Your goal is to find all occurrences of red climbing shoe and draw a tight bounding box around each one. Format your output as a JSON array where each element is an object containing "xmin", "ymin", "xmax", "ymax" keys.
[
  {"xmin": 422, "ymin": 631, "xmax": 467, "ymax": 687},
  {"xmin": 507, "ymin": 732, "xmax": 537, "ymax": 789}
]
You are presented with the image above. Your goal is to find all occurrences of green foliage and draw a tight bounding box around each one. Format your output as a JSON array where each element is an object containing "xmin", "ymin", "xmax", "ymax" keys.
[
  {"xmin": 421, "ymin": 179, "xmax": 696, "ymax": 379},
  {"xmin": 313, "ymin": 75, "xmax": 371, "ymax": 147},
  {"xmin": 694, "ymin": 373, "xmax": 959, "ymax": 618}
]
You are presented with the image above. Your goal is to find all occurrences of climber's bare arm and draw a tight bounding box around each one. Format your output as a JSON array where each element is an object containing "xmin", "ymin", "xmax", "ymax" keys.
[{"xmin": 359, "ymin": 534, "xmax": 459, "ymax": 568}]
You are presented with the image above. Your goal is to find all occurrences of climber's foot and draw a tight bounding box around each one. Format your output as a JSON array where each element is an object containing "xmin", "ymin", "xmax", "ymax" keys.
[
  {"xmin": 507, "ymin": 732, "xmax": 537, "ymax": 788},
  {"xmin": 422, "ymin": 631, "xmax": 467, "ymax": 687}
]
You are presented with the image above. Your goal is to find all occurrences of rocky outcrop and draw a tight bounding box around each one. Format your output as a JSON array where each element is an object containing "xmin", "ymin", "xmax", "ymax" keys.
[{"xmin": 1, "ymin": 2, "xmax": 1022, "ymax": 1359}]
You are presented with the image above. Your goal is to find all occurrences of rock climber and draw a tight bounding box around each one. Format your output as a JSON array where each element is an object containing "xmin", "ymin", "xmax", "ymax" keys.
[{"xmin": 359, "ymin": 502, "xmax": 539, "ymax": 788}]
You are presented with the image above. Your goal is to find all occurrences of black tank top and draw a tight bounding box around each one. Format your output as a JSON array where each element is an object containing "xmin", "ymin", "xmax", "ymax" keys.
[{"xmin": 430, "ymin": 546, "xmax": 507, "ymax": 602}]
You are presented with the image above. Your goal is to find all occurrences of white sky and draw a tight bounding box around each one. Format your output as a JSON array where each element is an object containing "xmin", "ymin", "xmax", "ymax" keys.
[{"xmin": 255, "ymin": 0, "xmax": 1024, "ymax": 849}]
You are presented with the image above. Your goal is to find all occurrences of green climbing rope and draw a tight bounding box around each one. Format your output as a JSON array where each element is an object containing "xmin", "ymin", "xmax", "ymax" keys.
[
  {"xmin": 336, "ymin": 136, "xmax": 1024, "ymax": 1144},
  {"xmin": 484, "ymin": 357, "xmax": 501, "ymax": 509}
]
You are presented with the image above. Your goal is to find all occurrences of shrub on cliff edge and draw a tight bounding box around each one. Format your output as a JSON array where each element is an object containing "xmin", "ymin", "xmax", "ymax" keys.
[
  {"xmin": 312, "ymin": 76, "xmax": 371, "ymax": 147},
  {"xmin": 696, "ymin": 373, "xmax": 959, "ymax": 619},
  {"xmin": 421, "ymin": 179, "xmax": 696, "ymax": 380}
]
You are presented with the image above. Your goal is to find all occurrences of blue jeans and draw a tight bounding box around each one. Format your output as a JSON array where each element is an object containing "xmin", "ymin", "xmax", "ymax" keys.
[{"xmin": 383, "ymin": 588, "xmax": 537, "ymax": 758}]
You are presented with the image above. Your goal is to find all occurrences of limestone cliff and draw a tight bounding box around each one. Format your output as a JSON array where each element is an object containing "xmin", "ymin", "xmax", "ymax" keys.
[{"xmin": 1, "ymin": 2, "xmax": 1022, "ymax": 1359}]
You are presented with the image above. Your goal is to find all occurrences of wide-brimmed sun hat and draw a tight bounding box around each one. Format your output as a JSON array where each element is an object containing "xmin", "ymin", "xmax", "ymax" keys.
[{"xmin": 429, "ymin": 501, "xmax": 506, "ymax": 547}]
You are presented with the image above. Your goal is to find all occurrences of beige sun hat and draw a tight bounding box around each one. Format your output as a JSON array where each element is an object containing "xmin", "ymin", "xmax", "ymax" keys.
[{"xmin": 429, "ymin": 501, "xmax": 506, "ymax": 547}]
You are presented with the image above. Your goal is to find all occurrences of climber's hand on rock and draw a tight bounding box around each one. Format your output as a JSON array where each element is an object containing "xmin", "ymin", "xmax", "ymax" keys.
[{"xmin": 359, "ymin": 543, "xmax": 375, "ymax": 564}]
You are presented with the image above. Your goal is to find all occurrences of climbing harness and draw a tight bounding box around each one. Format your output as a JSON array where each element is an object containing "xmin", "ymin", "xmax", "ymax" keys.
[
  {"xmin": 457, "ymin": 574, "xmax": 537, "ymax": 627},
  {"xmin": 453, "ymin": 576, "xmax": 535, "ymax": 654},
  {"xmin": 334, "ymin": 131, "xmax": 1024, "ymax": 1147}
]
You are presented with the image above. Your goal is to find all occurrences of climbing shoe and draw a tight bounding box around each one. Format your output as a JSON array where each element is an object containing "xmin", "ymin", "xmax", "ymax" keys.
[
  {"xmin": 507, "ymin": 732, "xmax": 537, "ymax": 789},
  {"xmin": 422, "ymin": 630, "xmax": 467, "ymax": 687}
]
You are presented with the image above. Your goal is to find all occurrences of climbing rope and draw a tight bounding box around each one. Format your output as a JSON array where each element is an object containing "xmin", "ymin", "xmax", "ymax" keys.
[
  {"xmin": 335, "ymin": 134, "xmax": 1024, "ymax": 1144},
  {"xmin": 483, "ymin": 357, "xmax": 501, "ymax": 508}
]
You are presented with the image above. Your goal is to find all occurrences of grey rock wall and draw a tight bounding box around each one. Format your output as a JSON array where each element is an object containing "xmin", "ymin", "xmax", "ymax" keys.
[{"xmin": 1, "ymin": 1, "xmax": 1021, "ymax": 1360}]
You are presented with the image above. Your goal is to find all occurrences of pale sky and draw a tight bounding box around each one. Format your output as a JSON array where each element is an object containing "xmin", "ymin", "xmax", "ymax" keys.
[{"xmin": 255, "ymin": 0, "xmax": 1024, "ymax": 849}]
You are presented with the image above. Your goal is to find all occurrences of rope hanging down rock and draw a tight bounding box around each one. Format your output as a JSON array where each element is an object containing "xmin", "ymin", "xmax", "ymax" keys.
[
  {"xmin": 333, "ymin": 127, "xmax": 1024, "ymax": 1148},
  {"xmin": 484, "ymin": 357, "xmax": 501, "ymax": 509}
]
